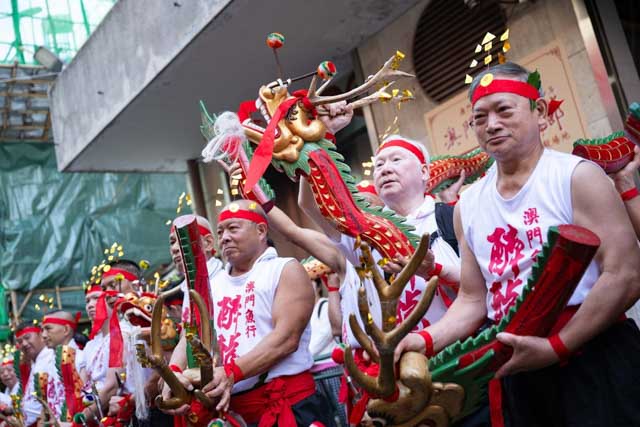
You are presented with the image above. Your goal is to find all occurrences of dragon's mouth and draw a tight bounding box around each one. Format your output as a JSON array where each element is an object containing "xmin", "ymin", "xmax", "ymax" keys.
[
  {"xmin": 121, "ymin": 302, "xmax": 152, "ymax": 327},
  {"xmin": 243, "ymin": 98, "xmax": 285, "ymax": 139}
]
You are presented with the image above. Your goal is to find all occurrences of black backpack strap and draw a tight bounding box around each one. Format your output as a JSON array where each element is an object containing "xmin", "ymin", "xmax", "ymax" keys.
[
  {"xmin": 434, "ymin": 202, "xmax": 459, "ymax": 256},
  {"xmin": 317, "ymin": 299, "xmax": 328, "ymax": 319}
]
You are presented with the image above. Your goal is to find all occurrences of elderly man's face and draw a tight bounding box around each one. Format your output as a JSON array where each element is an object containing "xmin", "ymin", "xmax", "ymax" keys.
[
  {"xmin": 0, "ymin": 365, "xmax": 16, "ymax": 388},
  {"xmin": 217, "ymin": 219, "xmax": 265, "ymax": 267},
  {"xmin": 471, "ymin": 89, "xmax": 545, "ymax": 161},
  {"xmin": 373, "ymin": 146, "xmax": 428, "ymax": 203},
  {"xmin": 41, "ymin": 322, "xmax": 68, "ymax": 348}
]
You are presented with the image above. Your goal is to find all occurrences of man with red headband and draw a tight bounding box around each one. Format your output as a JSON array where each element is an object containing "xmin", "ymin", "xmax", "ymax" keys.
[
  {"xmin": 14, "ymin": 321, "xmax": 64, "ymax": 426},
  {"xmin": 170, "ymin": 214, "xmax": 222, "ymax": 324},
  {"xmin": 41, "ymin": 310, "xmax": 86, "ymax": 374},
  {"xmin": 396, "ymin": 62, "xmax": 640, "ymax": 426},
  {"xmin": 78, "ymin": 283, "xmax": 119, "ymax": 424},
  {"xmin": 164, "ymin": 200, "xmax": 332, "ymax": 426},
  {"xmin": 300, "ymin": 132, "xmax": 462, "ymax": 331}
]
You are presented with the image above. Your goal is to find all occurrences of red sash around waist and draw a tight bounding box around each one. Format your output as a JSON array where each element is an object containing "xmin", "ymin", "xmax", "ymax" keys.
[{"xmin": 230, "ymin": 371, "xmax": 316, "ymax": 426}]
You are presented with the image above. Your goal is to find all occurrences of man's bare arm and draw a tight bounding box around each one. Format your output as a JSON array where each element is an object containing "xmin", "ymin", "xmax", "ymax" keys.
[
  {"xmin": 297, "ymin": 177, "xmax": 342, "ymax": 242},
  {"xmin": 562, "ymin": 161, "xmax": 640, "ymax": 350},
  {"xmin": 395, "ymin": 205, "xmax": 487, "ymax": 360},
  {"xmin": 326, "ymin": 274, "xmax": 344, "ymax": 337},
  {"xmin": 268, "ymin": 206, "xmax": 346, "ymax": 278},
  {"xmin": 233, "ymin": 260, "xmax": 315, "ymax": 377}
]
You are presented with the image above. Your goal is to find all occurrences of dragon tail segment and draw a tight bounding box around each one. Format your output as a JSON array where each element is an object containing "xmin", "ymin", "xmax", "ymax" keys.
[
  {"xmin": 427, "ymin": 147, "xmax": 494, "ymax": 195},
  {"xmin": 430, "ymin": 224, "xmax": 600, "ymax": 421},
  {"xmin": 572, "ymin": 102, "xmax": 640, "ymax": 173}
]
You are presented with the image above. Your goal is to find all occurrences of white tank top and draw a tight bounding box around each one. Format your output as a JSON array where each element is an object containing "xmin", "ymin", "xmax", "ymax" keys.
[
  {"xmin": 336, "ymin": 197, "xmax": 460, "ymax": 330},
  {"xmin": 211, "ymin": 247, "xmax": 313, "ymax": 393},
  {"xmin": 459, "ymin": 149, "xmax": 600, "ymax": 322}
]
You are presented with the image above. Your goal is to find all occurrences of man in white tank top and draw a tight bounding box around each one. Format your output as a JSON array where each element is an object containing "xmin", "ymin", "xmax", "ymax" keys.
[
  {"xmin": 78, "ymin": 283, "xmax": 117, "ymax": 424},
  {"xmin": 165, "ymin": 200, "xmax": 333, "ymax": 426},
  {"xmin": 396, "ymin": 62, "xmax": 640, "ymax": 426},
  {"xmin": 299, "ymin": 134, "xmax": 462, "ymax": 330}
]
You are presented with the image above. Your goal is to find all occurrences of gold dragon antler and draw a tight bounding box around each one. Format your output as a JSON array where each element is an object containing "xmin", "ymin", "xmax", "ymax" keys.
[
  {"xmin": 146, "ymin": 293, "xmax": 191, "ymax": 410},
  {"xmin": 344, "ymin": 233, "xmax": 438, "ymax": 398},
  {"xmin": 307, "ymin": 53, "xmax": 414, "ymax": 109}
]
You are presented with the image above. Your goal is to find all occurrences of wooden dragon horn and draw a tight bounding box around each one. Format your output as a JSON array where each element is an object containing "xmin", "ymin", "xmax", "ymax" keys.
[
  {"xmin": 344, "ymin": 233, "xmax": 438, "ymax": 397},
  {"xmin": 149, "ymin": 293, "xmax": 191, "ymax": 410}
]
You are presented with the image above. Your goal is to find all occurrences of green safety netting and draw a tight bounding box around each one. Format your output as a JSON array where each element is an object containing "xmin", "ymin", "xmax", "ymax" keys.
[
  {"xmin": 0, "ymin": 142, "xmax": 187, "ymax": 326},
  {"xmin": 0, "ymin": 0, "xmax": 116, "ymax": 65}
]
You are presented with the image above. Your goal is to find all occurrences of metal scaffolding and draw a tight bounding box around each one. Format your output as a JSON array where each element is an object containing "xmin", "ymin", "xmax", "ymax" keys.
[{"xmin": 0, "ymin": 0, "xmax": 116, "ymax": 65}]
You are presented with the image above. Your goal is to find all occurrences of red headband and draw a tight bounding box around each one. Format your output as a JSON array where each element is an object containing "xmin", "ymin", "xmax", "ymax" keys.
[
  {"xmin": 85, "ymin": 284, "xmax": 103, "ymax": 295},
  {"xmin": 1, "ymin": 360, "xmax": 13, "ymax": 366},
  {"xmin": 15, "ymin": 326, "xmax": 41, "ymax": 338},
  {"xmin": 102, "ymin": 268, "xmax": 138, "ymax": 282},
  {"xmin": 376, "ymin": 140, "xmax": 426, "ymax": 164},
  {"xmin": 218, "ymin": 209, "xmax": 268, "ymax": 226},
  {"xmin": 471, "ymin": 79, "xmax": 540, "ymax": 105},
  {"xmin": 198, "ymin": 225, "xmax": 212, "ymax": 237},
  {"xmin": 166, "ymin": 299, "xmax": 182, "ymax": 307},
  {"xmin": 42, "ymin": 312, "xmax": 81, "ymax": 330}
]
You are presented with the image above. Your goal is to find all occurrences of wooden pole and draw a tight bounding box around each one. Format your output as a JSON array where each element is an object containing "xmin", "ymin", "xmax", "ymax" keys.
[
  {"xmin": 10, "ymin": 291, "xmax": 19, "ymax": 324},
  {"xmin": 55, "ymin": 286, "xmax": 62, "ymax": 309},
  {"xmin": 17, "ymin": 290, "xmax": 33, "ymax": 319}
]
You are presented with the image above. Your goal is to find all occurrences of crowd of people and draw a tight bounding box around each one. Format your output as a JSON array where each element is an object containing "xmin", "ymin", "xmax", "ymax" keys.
[{"xmin": 2, "ymin": 61, "xmax": 640, "ymax": 427}]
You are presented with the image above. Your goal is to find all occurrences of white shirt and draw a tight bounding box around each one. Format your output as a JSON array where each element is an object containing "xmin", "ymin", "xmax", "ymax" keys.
[
  {"xmin": 181, "ymin": 257, "xmax": 224, "ymax": 323},
  {"xmin": 0, "ymin": 382, "xmax": 19, "ymax": 406},
  {"xmin": 212, "ymin": 247, "xmax": 313, "ymax": 393},
  {"xmin": 339, "ymin": 262, "xmax": 381, "ymax": 347},
  {"xmin": 82, "ymin": 331, "xmax": 109, "ymax": 391},
  {"xmin": 68, "ymin": 338, "xmax": 86, "ymax": 373},
  {"xmin": 23, "ymin": 347, "xmax": 64, "ymax": 425},
  {"xmin": 309, "ymin": 298, "xmax": 337, "ymax": 359},
  {"xmin": 335, "ymin": 197, "xmax": 461, "ymax": 330},
  {"xmin": 459, "ymin": 149, "xmax": 600, "ymax": 321}
]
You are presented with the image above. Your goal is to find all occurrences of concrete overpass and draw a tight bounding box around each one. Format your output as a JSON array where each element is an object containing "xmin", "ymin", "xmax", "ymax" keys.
[{"xmin": 50, "ymin": 0, "xmax": 420, "ymax": 172}]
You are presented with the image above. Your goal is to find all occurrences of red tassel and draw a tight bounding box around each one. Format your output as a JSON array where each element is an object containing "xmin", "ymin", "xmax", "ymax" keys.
[
  {"xmin": 245, "ymin": 97, "xmax": 299, "ymax": 190},
  {"xmin": 90, "ymin": 293, "xmax": 108, "ymax": 339},
  {"xmin": 108, "ymin": 298, "xmax": 124, "ymax": 368},
  {"xmin": 19, "ymin": 362, "xmax": 30, "ymax": 394}
]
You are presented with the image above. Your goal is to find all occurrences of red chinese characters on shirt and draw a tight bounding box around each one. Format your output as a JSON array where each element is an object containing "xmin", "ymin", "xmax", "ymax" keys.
[
  {"xmin": 397, "ymin": 277, "xmax": 430, "ymax": 330},
  {"xmin": 218, "ymin": 332, "xmax": 241, "ymax": 365},
  {"xmin": 486, "ymin": 224, "xmax": 526, "ymax": 321},
  {"xmin": 244, "ymin": 281, "xmax": 257, "ymax": 338},
  {"xmin": 216, "ymin": 295, "xmax": 242, "ymax": 330}
]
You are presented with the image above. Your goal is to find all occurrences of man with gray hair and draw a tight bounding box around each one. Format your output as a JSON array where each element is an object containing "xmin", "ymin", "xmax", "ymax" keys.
[{"xmin": 396, "ymin": 61, "xmax": 640, "ymax": 426}]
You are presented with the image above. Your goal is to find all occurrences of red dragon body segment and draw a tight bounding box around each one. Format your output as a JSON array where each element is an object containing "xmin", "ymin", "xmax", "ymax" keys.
[
  {"xmin": 572, "ymin": 103, "xmax": 640, "ymax": 173},
  {"xmin": 307, "ymin": 149, "xmax": 414, "ymax": 260},
  {"xmin": 426, "ymin": 148, "xmax": 493, "ymax": 195}
]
